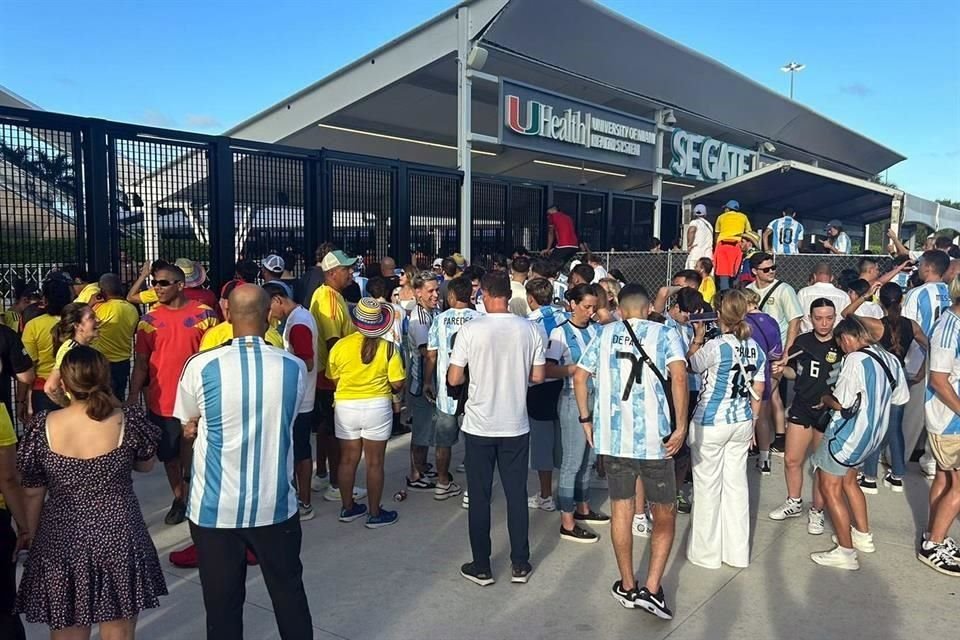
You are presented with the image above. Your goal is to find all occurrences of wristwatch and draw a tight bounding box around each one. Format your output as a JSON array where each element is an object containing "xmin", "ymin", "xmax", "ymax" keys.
[{"xmin": 578, "ymin": 414, "xmax": 593, "ymax": 424}]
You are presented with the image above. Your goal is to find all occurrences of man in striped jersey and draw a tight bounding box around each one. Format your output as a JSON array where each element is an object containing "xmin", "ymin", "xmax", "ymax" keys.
[
  {"xmin": 919, "ymin": 300, "xmax": 960, "ymax": 576},
  {"xmin": 405, "ymin": 271, "xmax": 440, "ymax": 491},
  {"xmin": 763, "ymin": 206, "xmax": 805, "ymax": 255},
  {"xmin": 175, "ymin": 284, "xmax": 313, "ymax": 639},
  {"xmin": 423, "ymin": 277, "xmax": 481, "ymax": 501},
  {"xmin": 574, "ymin": 285, "xmax": 688, "ymax": 619}
]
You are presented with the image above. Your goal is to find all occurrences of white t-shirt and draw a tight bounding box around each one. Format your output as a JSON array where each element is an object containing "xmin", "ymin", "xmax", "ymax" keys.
[
  {"xmin": 591, "ymin": 264, "xmax": 609, "ymax": 283},
  {"xmin": 281, "ymin": 305, "xmax": 318, "ymax": 412},
  {"xmin": 509, "ymin": 279, "xmax": 530, "ymax": 317},
  {"xmin": 797, "ymin": 282, "xmax": 850, "ymax": 333},
  {"xmin": 686, "ymin": 217, "xmax": 714, "ymax": 265},
  {"xmin": 449, "ymin": 313, "xmax": 545, "ymax": 438}
]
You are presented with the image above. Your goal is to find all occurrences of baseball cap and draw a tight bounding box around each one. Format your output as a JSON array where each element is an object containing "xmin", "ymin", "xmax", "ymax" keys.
[
  {"xmin": 826, "ymin": 219, "xmax": 843, "ymax": 231},
  {"xmin": 693, "ymin": 204, "xmax": 707, "ymax": 217},
  {"xmin": 263, "ymin": 280, "xmax": 294, "ymax": 299},
  {"xmin": 432, "ymin": 258, "xmax": 443, "ymax": 268},
  {"xmin": 320, "ymin": 250, "xmax": 358, "ymax": 272},
  {"xmin": 724, "ymin": 200, "xmax": 740, "ymax": 211},
  {"xmin": 741, "ymin": 231, "xmax": 761, "ymax": 246},
  {"xmin": 261, "ymin": 254, "xmax": 285, "ymax": 275}
]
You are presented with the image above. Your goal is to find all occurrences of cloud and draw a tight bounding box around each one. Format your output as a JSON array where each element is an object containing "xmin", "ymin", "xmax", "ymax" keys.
[
  {"xmin": 185, "ymin": 114, "xmax": 222, "ymax": 129},
  {"xmin": 143, "ymin": 110, "xmax": 176, "ymax": 127},
  {"xmin": 840, "ymin": 83, "xmax": 872, "ymax": 97}
]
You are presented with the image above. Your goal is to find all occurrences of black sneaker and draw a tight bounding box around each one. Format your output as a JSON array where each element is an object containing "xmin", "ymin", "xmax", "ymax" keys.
[
  {"xmin": 747, "ymin": 445, "xmax": 759, "ymax": 458},
  {"xmin": 882, "ymin": 471, "xmax": 904, "ymax": 493},
  {"xmin": 769, "ymin": 440, "xmax": 786, "ymax": 458},
  {"xmin": 611, "ymin": 580, "xmax": 641, "ymax": 609},
  {"xmin": 637, "ymin": 586, "xmax": 673, "ymax": 620},
  {"xmin": 406, "ymin": 477, "xmax": 436, "ymax": 491},
  {"xmin": 757, "ymin": 460, "xmax": 771, "ymax": 476},
  {"xmin": 574, "ymin": 510, "xmax": 611, "ymax": 525},
  {"xmin": 511, "ymin": 562, "xmax": 533, "ymax": 583},
  {"xmin": 460, "ymin": 562, "xmax": 495, "ymax": 586},
  {"xmin": 857, "ymin": 473, "xmax": 878, "ymax": 495},
  {"xmin": 918, "ymin": 542, "xmax": 960, "ymax": 577},
  {"xmin": 164, "ymin": 499, "xmax": 186, "ymax": 525},
  {"xmin": 676, "ymin": 495, "xmax": 692, "ymax": 514},
  {"xmin": 560, "ymin": 524, "xmax": 599, "ymax": 544}
]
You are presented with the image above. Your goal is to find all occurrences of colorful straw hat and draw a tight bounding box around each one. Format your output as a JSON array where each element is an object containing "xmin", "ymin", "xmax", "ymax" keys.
[{"xmin": 350, "ymin": 297, "xmax": 395, "ymax": 338}]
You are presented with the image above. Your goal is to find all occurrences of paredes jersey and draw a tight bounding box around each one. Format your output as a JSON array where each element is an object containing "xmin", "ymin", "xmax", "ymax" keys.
[
  {"xmin": 826, "ymin": 346, "xmax": 909, "ymax": 466},
  {"xmin": 790, "ymin": 333, "xmax": 842, "ymax": 404},
  {"xmin": 925, "ymin": 310, "xmax": 960, "ymax": 436},
  {"xmin": 427, "ymin": 307, "xmax": 482, "ymax": 415},
  {"xmin": 691, "ymin": 335, "xmax": 767, "ymax": 426},
  {"xmin": 767, "ymin": 216, "xmax": 804, "ymax": 254},
  {"xmin": 577, "ymin": 320, "xmax": 686, "ymax": 460},
  {"xmin": 549, "ymin": 319, "xmax": 600, "ymax": 394},
  {"xmin": 903, "ymin": 282, "xmax": 951, "ymax": 335}
]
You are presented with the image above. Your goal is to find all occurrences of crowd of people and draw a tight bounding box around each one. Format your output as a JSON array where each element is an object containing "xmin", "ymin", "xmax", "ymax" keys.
[{"xmin": 0, "ymin": 202, "xmax": 959, "ymax": 638}]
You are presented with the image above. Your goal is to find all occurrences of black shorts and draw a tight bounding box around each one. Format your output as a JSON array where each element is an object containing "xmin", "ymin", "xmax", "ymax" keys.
[
  {"xmin": 147, "ymin": 412, "xmax": 183, "ymax": 463},
  {"xmin": 787, "ymin": 401, "xmax": 829, "ymax": 433},
  {"xmin": 315, "ymin": 390, "xmax": 335, "ymax": 436},
  {"xmin": 293, "ymin": 410, "xmax": 314, "ymax": 462},
  {"xmin": 605, "ymin": 456, "xmax": 676, "ymax": 505}
]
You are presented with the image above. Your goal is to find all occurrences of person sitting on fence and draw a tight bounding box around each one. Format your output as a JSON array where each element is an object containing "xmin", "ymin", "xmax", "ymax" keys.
[
  {"xmin": 713, "ymin": 200, "xmax": 752, "ymax": 291},
  {"xmin": 542, "ymin": 205, "xmax": 580, "ymax": 267}
]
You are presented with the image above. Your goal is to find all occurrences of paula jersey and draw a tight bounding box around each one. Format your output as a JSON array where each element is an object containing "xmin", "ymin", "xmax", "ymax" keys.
[{"xmin": 691, "ymin": 335, "xmax": 767, "ymax": 426}]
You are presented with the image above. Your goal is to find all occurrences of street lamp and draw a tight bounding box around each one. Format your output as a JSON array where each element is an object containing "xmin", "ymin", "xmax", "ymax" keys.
[{"xmin": 780, "ymin": 62, "xmax": 805, "ymax": 99}]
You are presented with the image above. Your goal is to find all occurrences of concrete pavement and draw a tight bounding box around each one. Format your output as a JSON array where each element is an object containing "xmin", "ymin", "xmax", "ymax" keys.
[{"xmin": 20, "ymin": 435, "xmax": 960, "ymax": 639}]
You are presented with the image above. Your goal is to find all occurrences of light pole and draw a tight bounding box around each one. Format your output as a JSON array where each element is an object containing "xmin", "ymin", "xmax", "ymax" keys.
[{"xmin": 780, "ymin": 62, "xmax": 805, "ymax": 99}]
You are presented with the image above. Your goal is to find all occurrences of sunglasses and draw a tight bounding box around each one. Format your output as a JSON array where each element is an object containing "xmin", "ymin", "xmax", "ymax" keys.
[
  {"xmin": 756, "ymin": 265, "xmax": 777, "ymax": 273},
  {"xmin": 152, "ymin": 279, "xmax": 182, "ymax": 287}
]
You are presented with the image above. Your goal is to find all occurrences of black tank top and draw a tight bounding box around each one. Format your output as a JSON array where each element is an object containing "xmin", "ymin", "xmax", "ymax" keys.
[{"xmin": 880, "ymin": 316, "xmax": 913, "ymax": 364}]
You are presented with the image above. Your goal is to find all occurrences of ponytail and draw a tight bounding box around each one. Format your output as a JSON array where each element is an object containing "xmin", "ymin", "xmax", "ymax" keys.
[
  {"xmin": 879, "ymin": 283, "xmax": 905, "ymax": 358},
  {"xmin": 361, "ymin": 336, "xmax": 380, "ymax": 365},
  {"xmin": 718, "ymin": 289, "xmax": 753, "ymax": 341},
  {"xmin": 75, "ymin": 386, "xmax": 116, "ymax": 421}
]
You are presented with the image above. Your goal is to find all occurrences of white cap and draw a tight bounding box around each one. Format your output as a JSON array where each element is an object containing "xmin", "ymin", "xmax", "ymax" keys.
[
  {"xmin": 261, "ymin": 254, "xmax": 285, "ymax": 274},
  {"xmin": 432, "ymin": 258, "xmax": 443, "ymax": 267},
  {"xmin": 693, "ymin": 204, "xmax": 707, "ymax": 217}
]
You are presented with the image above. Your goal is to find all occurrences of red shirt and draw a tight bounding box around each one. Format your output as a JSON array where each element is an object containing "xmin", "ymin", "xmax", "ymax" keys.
[
  {"xmin": 548, "ymin": 210, "xmax": 579, "ymax": 248},
  {"xmin": 135, "ymin": 300, "xmax": 218, "ymax": 416}
]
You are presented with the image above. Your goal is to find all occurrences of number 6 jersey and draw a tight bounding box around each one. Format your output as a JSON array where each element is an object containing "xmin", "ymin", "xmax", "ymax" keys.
[
  {"xmin": 577, "ymin": 319, "xmax": 686, "ymax": 460},
  {"xmin": 690, "ymin": 334, "xmax": 767, "ymax": 427}
]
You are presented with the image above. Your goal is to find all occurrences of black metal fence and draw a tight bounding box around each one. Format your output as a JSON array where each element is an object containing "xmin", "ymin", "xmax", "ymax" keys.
[{"xmin": 0, "ymin": 104, "xmax": 680, "ymax": 302}]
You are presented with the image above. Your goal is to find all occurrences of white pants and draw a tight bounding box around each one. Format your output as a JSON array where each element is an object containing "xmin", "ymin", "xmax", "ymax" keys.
[{"xmin": 687, "ymin": 419, "xmax": 752, "ymax": 569}]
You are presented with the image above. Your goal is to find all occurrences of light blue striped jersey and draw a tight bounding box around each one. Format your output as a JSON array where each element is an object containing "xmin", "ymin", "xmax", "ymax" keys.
[
  {"xmin": 174, "ymin": 336, "xmax": 308, "ymax": 529},
  {"xmin": 404, "ymin": 304, "xmax": 437, "ymax": 396},
  {"xmin": 903, "ymin": 282, "xmax": 951, "ymax": 335},
  {"xmin": 925, "ymin": 310, "xmax": 960, "ymax": 435},
  {"xmin": 549, "ymin": 319, "xmax": 600, "ymax": 394},
  {"xmin": 766, "ymin": 216, "xmax": 805, "ymax": 254},
  {"xmin": 427, "ymin": 307, "xmax": 482, "ymax": 415},
  {"xmin": 666, "ymin": 317, "xmax": 701, "ymax": 392},
  {"xmin": 528, "ymin": 306, "xmax": 570, "ymax": 342},
  {"xmin": 825, "ymin": 346, "xmax": 909, "ymax": 467},
  {"xmin": 832, "ymin": 232, "xmax": 851, "ymax": 254},
  {"xmin": 690, "ymin": 335, "xmax": 767, "ymax": 426},
  {"xmin": 577, "ymin": 320, "xmax": 686, "ymax": 460}
]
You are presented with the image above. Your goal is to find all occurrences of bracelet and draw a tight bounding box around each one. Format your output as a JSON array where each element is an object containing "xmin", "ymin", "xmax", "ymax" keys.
[{"xmin": 578, "ymin": 414, "xmax": 593, "ymax": 424}]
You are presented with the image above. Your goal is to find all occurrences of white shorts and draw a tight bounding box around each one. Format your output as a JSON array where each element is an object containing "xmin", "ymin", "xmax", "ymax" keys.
[{"xmin": 334, "ymin": 397, "xmax": 393, "ymax": 442}]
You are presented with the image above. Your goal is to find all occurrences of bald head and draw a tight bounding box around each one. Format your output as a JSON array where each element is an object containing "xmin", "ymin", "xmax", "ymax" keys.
[
  {"xmin": 380, "ymin": 256, "xmax": 397, "ymax": 277},
  {"xmin": 228, "ymin": 284, "xmax": 270, "ymax": 337}
]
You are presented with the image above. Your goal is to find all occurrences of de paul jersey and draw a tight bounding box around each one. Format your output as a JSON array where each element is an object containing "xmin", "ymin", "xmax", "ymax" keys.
[{"xmin": 577, "ymin": 320, "xmax": 686, "ymax": 460}]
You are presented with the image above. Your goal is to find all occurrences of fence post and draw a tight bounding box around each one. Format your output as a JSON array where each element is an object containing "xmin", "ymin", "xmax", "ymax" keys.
[
  {"xmin": 208, "ymin": 138, "xmax": 235, "ymax": 289},
  {"xmin": 396, "ymin": 162, "xmax": 410, "ymax": 266},
  {"xmin": 82, "ymin": 120, "xmax": 111, "ymax": 276},
  {"xmin": 303, "ymin": 155, "xmax": 320, "ymax": 266}
]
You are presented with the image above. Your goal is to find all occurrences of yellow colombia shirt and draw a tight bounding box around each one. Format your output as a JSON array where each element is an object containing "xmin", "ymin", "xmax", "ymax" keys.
[
  {"xmin": 54, "ymin": 339, "xmax": 80, "ymax": 369},
  {"xmin": 199, "ymin": 322, "xmax": 284, "ymax": 352},
  {"xmin": 699, "ymin": 276, "xmax": 717, "ymax": 306},
  {"xmin": 75, "ymin": 283, "xmax": 101, "ymax": 304},
  {"xmin": 0, "ymin": 404, "xmax": 16, "ymax": 509},
  {"xmin": 92, "ymin": 299, "xmax": 140, "ymax": 363},
  {"xmin": 715, "ymin": 211, "xmax": 752, "ymax": 243},
  {"xmin": 326, "ymin": 333, "xmax": 405, "ymax": 401},
  {"xmin": 22, "ymin": 314, "xmax": 59, "ymax": 380}
]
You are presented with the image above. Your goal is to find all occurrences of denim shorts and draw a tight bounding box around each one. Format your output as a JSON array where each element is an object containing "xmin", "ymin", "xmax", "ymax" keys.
[
  {"xmin": 409, "ymin": 393, "xmax": 436, "ymax": 447},
  {"xmin": 433, "ymin": 410, "xmax": 461, "ymax": 448},
  {"xmin": 810, "ymin": 438, "xmax": 855, "ymax": 478},
  {"xmin": 605, "ymin": 456, "xmax": 676, "ymax": 505}
]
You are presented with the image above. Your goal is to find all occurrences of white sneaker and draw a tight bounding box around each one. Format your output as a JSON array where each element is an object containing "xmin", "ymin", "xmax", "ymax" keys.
[
  {"xmin": 311, "ymin": 475, "xmax": 330, "ymax": 492},
  {"xmin": 919, "ymin": 454, "xmax": 936, "ymax": 480},
  {"xmin": 807, "ymin": 508, "xmax": 825, "ymax": 535},
  {"xmin": 769, "ymin": 498, "xmax": 803, "ymax": 521},
  {"xmin": 353, "ymin": 487, "xmax": 368, "ymax": 501},
  {"xmin": 832, "ymin": 527, "xmax": 875, "ymax": 553},
  {"xmin": 322, "ymin": 485, "xmax": 341, "ymax": 502},
  {"xmin": 632, "ymin": 515, "xmax": 651, "ymax": 538},
  {"xmin": 298, "ymin": 503, "xmax": 316, "ymax": 521},
  {"xmin": 455, "ymin": 462, "xmax": 466, "ymax": 473},
  {"xmin": 461, "ymin": 491, "xmax": 469, "ymax": 509},
  {"xmin": 811, "ymin": 546, "xmax": 859, "ymax": 570},
  {"xmin": 527, "ymin": 495, "xmax": 556, "ymax": 512}
]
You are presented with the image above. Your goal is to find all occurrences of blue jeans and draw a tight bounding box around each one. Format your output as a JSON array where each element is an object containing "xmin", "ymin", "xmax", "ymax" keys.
[
  {"xmin": 557, "ymin": 393, "xmax": 593, "ymax": 514},
  {"xmin": 863, "ymin": 403, "xmax": 906, "ymax": 479}
]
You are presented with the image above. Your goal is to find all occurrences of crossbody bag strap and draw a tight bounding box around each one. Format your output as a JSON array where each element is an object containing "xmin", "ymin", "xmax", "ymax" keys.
[
  {"xmin": 622, "ymin": 320, "xmax": 667, "ymax": 388},
  {"xmin": 757, "ymin": 280, "xmax": 784, "ymax": 312}
]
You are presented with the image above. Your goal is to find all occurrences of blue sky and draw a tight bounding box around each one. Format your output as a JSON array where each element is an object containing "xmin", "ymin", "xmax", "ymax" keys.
[{"xmin": 2, "ymin": 0, "xmax": 958, "ymax": 200}]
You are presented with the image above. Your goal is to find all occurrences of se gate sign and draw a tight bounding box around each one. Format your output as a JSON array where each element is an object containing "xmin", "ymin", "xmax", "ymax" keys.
[{"xmin": 498, "ymin": 79, "xmax": 657, "ymax": 172}]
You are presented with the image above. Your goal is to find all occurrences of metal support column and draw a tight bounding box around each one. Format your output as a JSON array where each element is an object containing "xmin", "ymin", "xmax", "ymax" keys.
[
  {"xmin": 82, "ymin": 121, "xmax": 111, "ymax": 276},
  {"xmin": 652, "ymin": 109, "xmax": 666, "ymax": 240},
  {"xmin": 208, "ymin": 138, "xmax": 236, "ymax": 289},
  {"xmin": 456, "ymin": 5, "xmax": 472, "ymax": 262},
  {"xmin": 303, "ymin": 154, "xmax": 320, "ymax": 261}
]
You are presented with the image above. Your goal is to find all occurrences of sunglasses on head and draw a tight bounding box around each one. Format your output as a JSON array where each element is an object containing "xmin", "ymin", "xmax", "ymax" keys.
[
  {"xmin": 756, "ymin": 265, "xmax": 777, "ymax": 273},
  {"xmin": 152, "ymin": 279, "xmax": 182, "ymax": 287}
]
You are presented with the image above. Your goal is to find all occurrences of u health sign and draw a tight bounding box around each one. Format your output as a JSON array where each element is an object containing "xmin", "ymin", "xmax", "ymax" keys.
[{"xmin": 498, "ymin": 79, "xmax": 657, "ymax": 171}]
